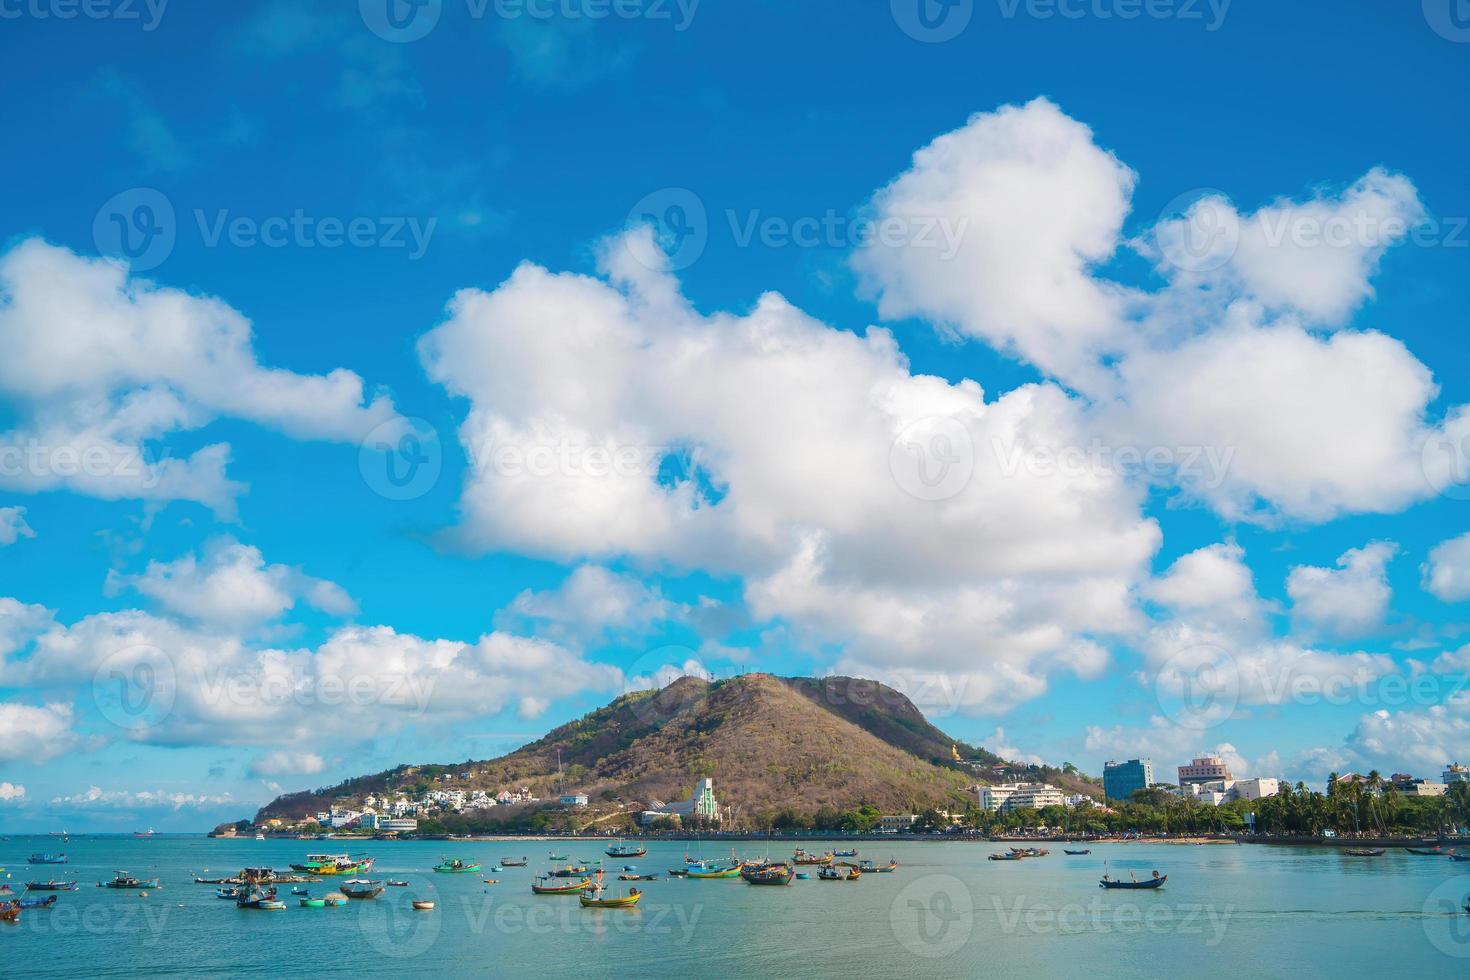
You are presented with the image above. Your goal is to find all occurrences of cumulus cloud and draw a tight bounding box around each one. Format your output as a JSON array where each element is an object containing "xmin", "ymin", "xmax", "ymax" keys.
[
  {"xmin": 248, "ymin": 750, "xmax": 326, "ymax": 778},
  {"xmin": 0, "ymin": 702, "xmax": 77, "ymax": 762},
  {"xmin": 1, "ymin": 603, "xmax": 622, "ymax": 748},
  {"xmin": 418, "ymin": 226, "xmax": 1159, "ymax": 713},
  {"xmin": 0, "ymin": 506, "xmax": 35, "ymax": 546},
  {"xmin": 0, "ymin": 239, "xmax": 402, "ymax": 514},
  {"xmin": 1286, "ymin": 542, "xmax": 1397, "ymax": 636},
  {"xmin": 107, "ymin": 538, "xmax": 356, "ymax": 629},
  {"xmin": 855, "ymin": 98, "xmax": 1465, "ymax": 524},
  {"xmin": 49, "ymin": 785, "xmax": 234, "ymax": 810},
  {"xmin": 499, "ymin": 565, "xmax": 679, "ymax": 645},
  {"xmin": 1423, "ymin": 532, "xmax": 1470, "ymax": 603},
  {"xmin": 0, "ymin": 781, "xmax": 25, "ymax": 802}
]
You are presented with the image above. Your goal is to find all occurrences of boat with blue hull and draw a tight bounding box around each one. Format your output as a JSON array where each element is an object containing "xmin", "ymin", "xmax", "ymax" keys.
[{"xmin": 27, "ymin": 853, "xmax": 67, "ymax": 865}]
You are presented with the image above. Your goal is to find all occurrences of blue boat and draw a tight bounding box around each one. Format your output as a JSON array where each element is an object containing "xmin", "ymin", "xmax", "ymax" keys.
[
  {"xmin": 1099, "ymin": 873, "xmax": 1166, "ymax": 889},
  {"xmin": 16, "ymin": 895, "xmax": 58, "ymax": 910},
  {"xmin": 27, "ymin": 853, "xmax": 67, "ymax": 865}
]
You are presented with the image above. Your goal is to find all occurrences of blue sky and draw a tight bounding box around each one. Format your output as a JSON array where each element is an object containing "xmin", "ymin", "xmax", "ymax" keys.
[{"xmin": 2, "ymin": 0, "xmax": 1469, "ymax": 830}]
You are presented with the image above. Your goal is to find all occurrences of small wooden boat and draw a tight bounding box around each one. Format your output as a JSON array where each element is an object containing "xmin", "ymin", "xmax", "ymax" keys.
[
  {"xmin": 27, "ymin": 853, "xmax": 67, "ymax": 865},
  {"xmin": 1064, "ymin": 849, "xmax": 1092, "ymax": 855},
  {"xmin": 432, "ymin": 858, "xmax": 481, "ymax": 874},
  {"xmin": 619, "ymin": 873, "xmax": 658, "ymax": 881},
  {"xmin": 989, "ymin": 852, "xmax": 1024, "ymax": 861},
  {"xmin": 322, "ymin": 893, "xmax": 348, "ymax": 907},
  {"xmin": 1344, "ymin": 848, "xmax": 1385, "ymax": 857},
  {"xmin": 792, "ymin": 849, "xmax": 833, "ymax": 866},
  {"xmin": 340, "ymin": 879, "xmax": 385, "ymax": 899},
  {"xmin": 0, "ymin": 903, "xmax": 20, "ymax": 923},
  {"xmin": 794, "ymin": 872, "xmax": 810, "ymax": 880},
  {"xmin": 104, "ymin": 871, "xmax": 161, "ymax": 889},
  {"xmin": 547, "ymin": 853, "xmax": 569, "ymax": 861},
  {"xmin": 532, "ymin": 876, "xmax": 592, "ymax": 895},
  {"xmin": 412, "ymin": 900, "xmax": 435, "ymax": 911},
  {"xmin": 299, "ymin": 897, "xmax": 326, "ymax": 908},
  {"xmin": 549, "ymin": 864, "xmax": 590, "ymax": 878},
  {"xmin": 1404, "ymin": 847, "xmax": 1445, "ymax": 855},
  {"xmin": 741, "ymin": 864, "xmax": 795, "ymax": 886},
  {"xmin": 216, "ymin": 887, "xmax": 239, "ymax": 900},
  {"xmin": 606, "ymin": 842, "xmax": 647, "ymax": 858},
  {"xmin": 579, "ymin": 886, "xmax": 641, "ymax": 908},
  {"xmin": 236, "ymin": 886, "xmax": 282, "ymax": 909},
  {"xmin": 817, "ymin": 866, "xmax": 846, "ymax": 881},
  {"xmin": 16, "ymin": 895, "xmax": 58, "ymax": 910},
  {"xmin": 684, "ymin": 864, "xmax": 742, "ymax": 879},
  {"xmin": 386, "ymin": 880, "xmax": 410, "ymax": 887},
  {"xmin": 290, "ymin": 886, "xmax": 310, "ymax": 895},
  {"xmin": 1100, "ymin": 873, "xmax": 1166, "ymax": 889},
  {"xmin": 832, "ymin": 848, "xmax": 858, "ymax": 857},
  {"xmin": 1450, "ymin": 852, "xmax": 1470, "ymax": 862},
  {"xmin": 501, "ymin": 858, "xmax": 528, "ymax": 867},
  {"xmin": 25, "ymin": 880, "xmax": 79, "ymax": 891}
]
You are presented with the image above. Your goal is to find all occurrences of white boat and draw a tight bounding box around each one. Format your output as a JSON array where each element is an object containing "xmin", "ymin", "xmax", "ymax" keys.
[{"xmin": 255, "ymin": 832, "xmax": 266, "ymax": 841}]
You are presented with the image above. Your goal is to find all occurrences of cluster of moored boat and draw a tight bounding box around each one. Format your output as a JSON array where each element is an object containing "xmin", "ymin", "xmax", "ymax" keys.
[{"xmin": 983, "ymin": 845, "xmax": 1169, "ymax": 888}]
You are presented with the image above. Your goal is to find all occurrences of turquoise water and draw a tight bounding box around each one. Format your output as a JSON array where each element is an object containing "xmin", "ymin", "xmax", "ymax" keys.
[{"xmin": 3, "ymin": 836, "xmax": 1468, "ymax": 977}]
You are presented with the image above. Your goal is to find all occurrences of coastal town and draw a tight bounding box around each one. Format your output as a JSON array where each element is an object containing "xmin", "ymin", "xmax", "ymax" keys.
[{"xmin": 222, "ymin": 756, "xmax": 1470, "ymax": 844}]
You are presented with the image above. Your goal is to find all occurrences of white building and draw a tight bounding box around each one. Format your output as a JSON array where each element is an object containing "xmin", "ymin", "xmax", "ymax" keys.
[
  {"xmin": 877, "ymin": 814, "xmax": 917, "ymax": 833},
  {"xmin": 1230, "ymin": 777, "xmax": 1280, "ymax": 801},
  {"xmin": 361, "ymin": 814, "xmax": 418, "ymax": 832},
  {"xmin": 639, "ymin": 778, "xmax": 721, "ymax": 824},
  {"xmin": 560, "ymin": 794, "xmax": 589, "ymax": 808},
  {"xmin": 1445, "ymin": 764, "xmax": 1470, "ymax": 785},
  {"xmin": 978, "ymin": 782, "xmax": 1065, "ymax": 812}
]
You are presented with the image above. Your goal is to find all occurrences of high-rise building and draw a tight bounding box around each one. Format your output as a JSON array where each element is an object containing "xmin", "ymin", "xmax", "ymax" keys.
[
  {"xmin": 1103, "ymin": 759, "xmax": 1153, "ymax": 801},
  {"xmin": 1178, "ymin": 755, "xmax": 1234, "ymax": 788}
]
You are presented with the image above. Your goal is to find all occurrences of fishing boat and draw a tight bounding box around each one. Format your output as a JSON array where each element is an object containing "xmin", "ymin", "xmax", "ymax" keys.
[
  {"xmin": 547, "ymin": 853, "xmax": 569, "ymax": 861},
  {"xmin": 1099, "ymin": 872, "xmax": 1166, "ymax": 889},
  {"xmin": 579, "ymin": 879, "xmax": 642, "ymax": 908},
  {"xmin": 16, "ymin": 895, "xmax": 58, "ymax": 910},
  {"xmin": 0, "ymin": 903, "xmax": 19, "ymax": 923},
  {"xmin": 857, "ymin": 859, "xmax": 899, "ymax": 873},
  {"xmin": 1344, "ymin": 848, "xmax": 1385, "ymax": 857},
  {"xmin": 236, "ymin": 886, "xmax": 285, "ymax": 910},
  {"xmin": 532, "ymin": 875, "xmax": 592, "ymax": 895},
  {"xmin": 25, "ymin": 880, "xmax": 79, "ymax": 891},
  {"xmin": 299, "ymin": 897, "xmax": 326, "ymax": 908},
  {"xmin": 289, "ymin": 853, "xmax": 373, "ymax": 876},
  {"xmin": 988, "ymin": 852, "xmax": 1025, "ymax": 861},
  {"xmin": 818, "ymin": 866, "xmax": 856, "ymax": 881},
  {"xmin": 386, "ymin": 879, "xmax": 410, "ymax": 887},
  {"xmin": 216, "ymin": 887, "xmax": 239, "ymax": 900},
  {"xmin": 741, "ymin": 863, "xmax": 795, "ymax": 886},
  {"xmin": 833, "ymin": 848, "xmax": 858, "ymax": 858},
  {"xmin": 1405, "ymin": 847, "xmax": 1446, "ymax": 855},
  {"xmin": 501, "ymin": 857, "xmax": 528, "ymax": 867},
  {"xmin": 684, "ymin": 861, "xmax": 743, "ymax": 879},
  {"xmin": 104, "ymin": 871, "xmax": 161, "ymax": 889},
  {"xmin": 340, "ymin": 879, "xmax": 385, "ymax": 899},
  {"xmin": 619, "ymin": 873, "xmax": 659, "ymax": 881},
  {"xmin": 433, "ymin": 858, "xmax": 481, "ymax": 874},
  {"xmin": 606, "ymin": 841, "xmax": 647, "ymax": 858},
  {"xmin": 549, "ymin": 864, "xmax": 590, "ymax": 878},
  {"xmin": 792, "ymin": 848, "xmax": 833, "ymax": 866},
  {"xmin": 1450, "ymin": 852, "xmax": 1470, "ymax": 862},
  {"xmin": 27, "ymin": 853, "xmax": 67, "ymax": 865},
  {"xmin": 412, "ymin": 900, "xmax": 435, "ymax": 911},
  {"xmin": 1011, "ymin": 847, "xmax": 1050, "ymax": 857},
  {"xmin": 1064, "ymin": 849, "xmax": 1092, "ymax": 855}
]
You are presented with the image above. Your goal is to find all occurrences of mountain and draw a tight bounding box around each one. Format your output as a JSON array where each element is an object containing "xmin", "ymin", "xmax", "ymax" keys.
[{"xmin": 255, "ymin": 673, "xmax": 1092, "ymax": 827}]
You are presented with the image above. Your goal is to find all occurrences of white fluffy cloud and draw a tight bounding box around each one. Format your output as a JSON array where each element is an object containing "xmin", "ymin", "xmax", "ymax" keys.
[
  {"xmin": 248, "ymin": 750, "xmax": 326, "ymax": 778},
  {"xmin": 0, "ymin": 781, "xmax": 24, "ymax": 802},
  {"xmin": 1145, "ymin": 542, "xmax": 1263, "ymax": 629},
  {"xmin": 499, "ymin": 565, "xmax": 679, "ymax": 645},
  {"xmin": 418, "ymin": 227, "xmax": 1160, "ymax": 712},
  {"xmin": 1286, "ymin": 542, "xmax": 1397, "ymax": 636},
  {"xmin": 2, "ymin": 602, "xmax": 622, "ymax": 748},
  {"xmin": 856, "ymin": 98, "xmax": 1465, "ymax": 524},
  {"xmin": 0, "ymin": 239, "xmax": 402, "ymax": 514},
  {"xmin": 0, "ymin": 702, "xmax": 77, "ymax": 762},
  {"xmin": 0, "ymin": 506, "xmax": 35, "ymax": 545},
  {"xmin": 49, "ymin": 785, "xmax": 234, "ymax": 810},
  {"xmin": 1423, "ymin": 532, "xmax": 1470, "ymax": 603},
  {"xmin": 107, "ymin": 538, "xmax": 356, "ymax": 629}
]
